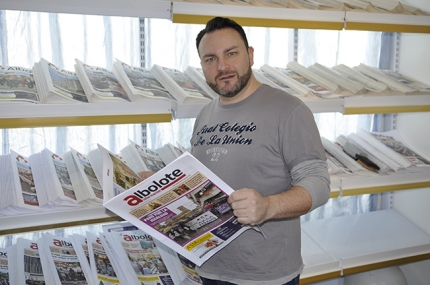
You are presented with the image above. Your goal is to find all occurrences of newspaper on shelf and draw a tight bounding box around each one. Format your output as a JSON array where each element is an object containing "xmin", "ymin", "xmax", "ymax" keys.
[
  {"xmin": 74, "ymin": 58, "xmax": 131, "ymax": 102},
  {"xmin": 0, "ymin": 65, "xmax": 39, "ymax": 104},
  {"xmin": 103, "ymin": 152, "xmax": 253, "ymax": 266},
  {"xmin": 0, "ymin": 247, "xmax": 10, "ymax": 284},
  {"xmin": 33, "ymin": 58, "xmax": 89, "ymax": 103},
  {"xmin": 37, "ymin": 233, "xmax": 91, "ymax": 284}
]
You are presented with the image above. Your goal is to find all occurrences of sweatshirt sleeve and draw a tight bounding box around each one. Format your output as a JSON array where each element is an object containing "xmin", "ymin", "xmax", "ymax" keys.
[{"xmin": 290, "ymin": 159, "xmax": 331, "ymax": 212}]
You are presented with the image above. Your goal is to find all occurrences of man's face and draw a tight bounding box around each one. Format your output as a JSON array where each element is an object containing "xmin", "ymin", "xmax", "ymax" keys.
[{"xmin": 198, "ymin": 28, "xmax": 254, "ymax": 98}]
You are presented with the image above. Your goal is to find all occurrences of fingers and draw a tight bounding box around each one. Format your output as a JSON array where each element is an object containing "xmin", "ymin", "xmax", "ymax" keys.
[{"xmin": 228, "ymin": 188, "xmax": 268, "ymax": 225}]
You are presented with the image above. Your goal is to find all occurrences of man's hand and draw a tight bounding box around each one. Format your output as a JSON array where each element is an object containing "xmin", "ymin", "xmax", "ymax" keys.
[
  {"xmin": 227, "ymin": 188, "xmax": 271, "ymax": 226},
  {"xmin": 137, "ymin": 171, "xmax": 155, "ymax": 182}
]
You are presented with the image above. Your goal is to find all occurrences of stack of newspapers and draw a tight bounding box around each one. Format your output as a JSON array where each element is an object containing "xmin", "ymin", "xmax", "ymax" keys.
[
  {"xmin": 258, "ymin": 62, "xmax": 430, "ymax": 99},
  {"xmin": 74, "ymin": 58, "xmax": 132, "ymax": 102},
  {"xmin": 151, "ymin": 64, "xmax": 213, "ymax": 105},
  {"xmin": 0, "ymin": 65, "xmax": 39, "ymax": 103},
  {"xmin": 112, "ymin": 59, "xmax": 176, "ymax": 103},
  {"xmin": 0, "ymin": 146, "xmax": 108, "ymax": 216},
  {"xmin": 33, "ymin": 58, "xmax": 89, "ymax": 103},
  {"xmin": 0, "ymin": 221, "xmax": 204, "ymax": 285},
  {"xmin": 323, "ymin": 129, "xmax": 430, "ymax": 182}
]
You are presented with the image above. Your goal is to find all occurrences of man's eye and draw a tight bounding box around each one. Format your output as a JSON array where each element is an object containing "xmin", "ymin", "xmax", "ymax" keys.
[
  {"xmin": 206, "ymin": 57, "xmax": 215, "ymax": 62},
  {"xmin": 228, "ymin": 52, "xmax": 237, "ymax": 56}
]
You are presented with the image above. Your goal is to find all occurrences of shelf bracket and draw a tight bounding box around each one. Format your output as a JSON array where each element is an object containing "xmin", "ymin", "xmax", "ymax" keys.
[
  {"xmin": 338, "ymin": 179, "xmax": 343, "ymax": 198},
  {"xmin": 342, "ymin": 11, "xmax": 347, "ymax": 30}
]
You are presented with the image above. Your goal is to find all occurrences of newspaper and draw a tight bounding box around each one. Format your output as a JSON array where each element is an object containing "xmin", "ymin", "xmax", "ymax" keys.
[
  {"xmin": 0, "ymin": 247, "xmax": 10, "ymax": 284},
  {"xmin": 38, "ymin": 233, "xmax": 90, "ymax": 284},
  {"xmin": 103, "ymin": 152, "xmax": 251, "ymax": 266},
  {"xmin": 0, "ymin": 65, "xmax": 39, "ymax": 103}
]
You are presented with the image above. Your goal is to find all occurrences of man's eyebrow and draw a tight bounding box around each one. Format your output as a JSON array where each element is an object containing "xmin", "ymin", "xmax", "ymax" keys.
[{"xmin": 201, "ymin": 45, "xmax": 239, "ymax": 59}]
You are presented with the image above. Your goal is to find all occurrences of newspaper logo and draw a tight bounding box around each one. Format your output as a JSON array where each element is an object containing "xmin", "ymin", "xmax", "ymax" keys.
[
  {"xmin": 52, "ymin": 239, "xmax": 73, "ymax": 248},
  {"xmin": 123, "ymin": 169, "xmax": 185, "ymax": 206},
  {"xmin": 29, "ymin": 242, "xmax": 38, "ymax": 250},
  {"xmin": 123, "ymin": 234, "xmax": 152, "ymax": 241}
]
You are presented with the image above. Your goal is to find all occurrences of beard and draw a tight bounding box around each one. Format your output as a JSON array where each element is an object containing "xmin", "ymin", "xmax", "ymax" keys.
[{"xmin": 207, "ymin": 66, "xmax": 252, "ymax": 98}]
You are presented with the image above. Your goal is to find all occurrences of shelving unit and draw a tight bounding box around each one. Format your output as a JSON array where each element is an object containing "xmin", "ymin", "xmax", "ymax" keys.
[{"xmin": 1, "ymin": 0, "xmax": 430, "ymax": 284}]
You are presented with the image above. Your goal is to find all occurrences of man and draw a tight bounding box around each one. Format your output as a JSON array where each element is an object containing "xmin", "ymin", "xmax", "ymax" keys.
[{"xmin": 190, "ymin": 17, "xmax": 330, "ymax": 285}]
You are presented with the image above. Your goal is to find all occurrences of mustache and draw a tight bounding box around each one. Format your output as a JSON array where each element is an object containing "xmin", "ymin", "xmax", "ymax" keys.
[{"xmin": 215, "ymin": 70, "xmax": 237, "ymax": 81}]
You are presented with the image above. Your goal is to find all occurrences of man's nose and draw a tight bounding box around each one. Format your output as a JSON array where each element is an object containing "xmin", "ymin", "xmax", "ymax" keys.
[{"xmin": 217, "ymin": 57, "xmax": 229, "ymax": 71}]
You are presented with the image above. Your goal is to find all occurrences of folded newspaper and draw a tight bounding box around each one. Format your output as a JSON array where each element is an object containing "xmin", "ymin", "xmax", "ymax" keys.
[{"xmin": 103, "ymin": 151, "xmax": 251, "ymax": 266}]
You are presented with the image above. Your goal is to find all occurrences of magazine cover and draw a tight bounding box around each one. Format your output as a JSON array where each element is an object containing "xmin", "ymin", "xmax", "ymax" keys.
[
  {"xmin": 103, "ymin": 152, "xmax": 251, "ymax": 266},
  {"xmin": 0, "ymin": 65, "xmax": 39, "ymax": 103}
]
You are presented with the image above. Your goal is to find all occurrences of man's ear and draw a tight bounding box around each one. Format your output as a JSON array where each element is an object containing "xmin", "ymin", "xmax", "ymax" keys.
[{"xmin": 248, "ymin": 46, "xmax": 255, "ymax": 67}]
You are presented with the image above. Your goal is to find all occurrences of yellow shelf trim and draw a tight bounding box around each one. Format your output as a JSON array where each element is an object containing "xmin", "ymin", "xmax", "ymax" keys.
[
  {"xmin": 344, "ymin": 105, "xmax": 430, "ymax": 115},
  {"xmin": 0, "ymin": 113, "xmax": 172, "ymax": 128},
  {"xmin": 173, "ymin": 14, "xmax": 344, "ymax": 30},
  {"xmin": 330, "ymin": 181, "xmax": 430, "ymax": 198}
]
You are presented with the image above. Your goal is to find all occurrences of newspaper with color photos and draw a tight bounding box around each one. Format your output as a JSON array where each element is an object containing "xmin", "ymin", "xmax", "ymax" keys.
[{"xmin": 103, "ymin": 152, "xmax": 252, "ymax": 266}]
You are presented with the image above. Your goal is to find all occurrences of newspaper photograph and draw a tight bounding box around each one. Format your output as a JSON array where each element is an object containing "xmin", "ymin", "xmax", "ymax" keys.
[
  {"xmin": 0, "ymin": 65, "xmax": 39, "ymax": 103},
  {"xmin": 104, "ymin": 152, "xmax": 250, "ymax": 266}
]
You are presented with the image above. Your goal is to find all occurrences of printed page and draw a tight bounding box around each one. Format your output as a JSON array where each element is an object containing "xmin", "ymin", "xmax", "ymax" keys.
[{"xmin": 104, "ymin": 152, "xmax": 251, "ymax": 266}]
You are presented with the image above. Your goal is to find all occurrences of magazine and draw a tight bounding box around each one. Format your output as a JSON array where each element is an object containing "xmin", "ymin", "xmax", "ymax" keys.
[
  {"xmin": 103, "ymin": 152, "xmax": 252, "ymax": 266},
  {"xmin": 380, "ymin": 70, "xmax": 430, "ymax": 94},
  {"xmin": 150, "ymin": 65, "xmax": 213, "ymax": 105},
  {"xmin": 74, "ymin": 58, "xmax": 131, "ymax": 102},
  {"xmin": 112, "ymin": 59, "xmax": 176, "ymax": 103},
  {"xmin": 38, "ymin": 233, "xmax": 90, "ymax": 284},
  {"xmin": 0, "ymin": 65, "xmax": 39, "ymax": 103},
  {"xmin": 33, "ymin": 58, "xmax": 88, "ymax": 103}
]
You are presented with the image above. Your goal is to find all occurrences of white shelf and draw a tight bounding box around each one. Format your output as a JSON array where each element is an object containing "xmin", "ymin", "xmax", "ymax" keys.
[
  {"xmin": 301, "ymin": 209, "xmax": 430, "ymax": 282},
  {"xmin": 0, "ymin": 101, "xmax": 172, "ymax": 128},
  {"xmin": 330, "ymin": 170, "xmax": 430, "ymax": 197},
  {"xmin": 171, "ymin": 2, "xmax": 430, "ymax": 33},
  {"xmin": 0, "ymin": 205, "xmax": 122, "ymax": 236}
]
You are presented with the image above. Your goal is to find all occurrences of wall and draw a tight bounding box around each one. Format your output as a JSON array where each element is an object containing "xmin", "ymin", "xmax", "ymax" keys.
[{"xmin": 394, "ymin": 28, "xmax": 430, "ymax": 285}]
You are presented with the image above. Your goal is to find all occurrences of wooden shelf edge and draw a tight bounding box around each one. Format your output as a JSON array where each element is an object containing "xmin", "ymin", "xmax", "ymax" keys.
[
  {"xmin": 0, "ymin": 113, "xmax": 172, "ymax": 128},
  {"xmin": 346, "ymin": 22, "xmax": 430, "ymax": 33},
  {"xmin": 300, "ymin": 270, "xmax": 341, "ymax": 284},
  {"xmin": 344, "ymin": 105, "xmax": 430, "ymax": 115},
  {"xmin": 342, "ymin": 252, "xmax": 430, "ymax": 276},
  {"xmin": 172, "ymin": 13, "xmax": 344, "ymax": 30},
  {"xmin": 330, "ymin": 181, "xmax": 430, "ymax": 198}
]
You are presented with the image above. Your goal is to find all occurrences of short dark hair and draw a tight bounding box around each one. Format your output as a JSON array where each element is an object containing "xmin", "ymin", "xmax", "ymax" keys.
[{"xmin": 196, "ymin": 17, "xmax": 249, "ymax": 53}]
